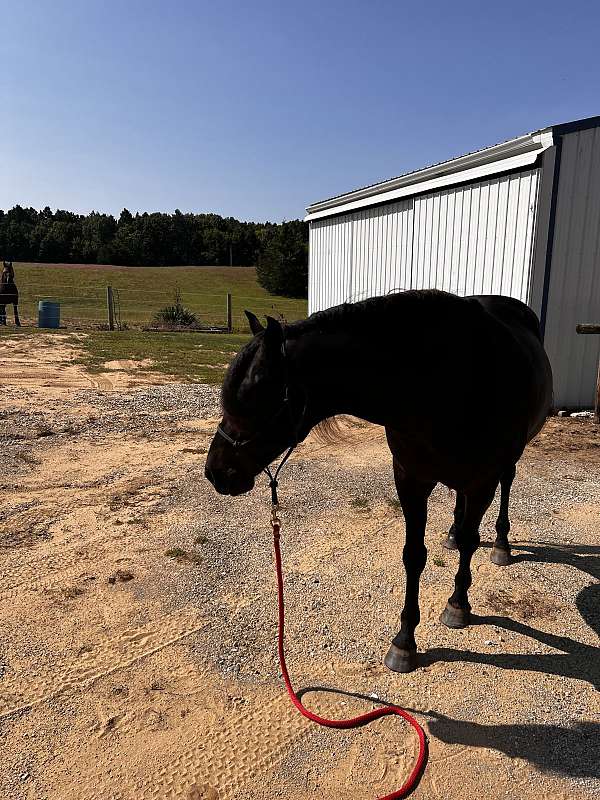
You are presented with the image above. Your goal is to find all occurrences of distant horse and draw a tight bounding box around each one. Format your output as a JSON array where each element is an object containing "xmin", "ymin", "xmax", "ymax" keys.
[
  {"xmin": 205, "ymin": 290, "xmax": 553, "ymax": 672},
  {"xmin": 0, "ymin": 261, "xmax": 21, "ymax": 326}
]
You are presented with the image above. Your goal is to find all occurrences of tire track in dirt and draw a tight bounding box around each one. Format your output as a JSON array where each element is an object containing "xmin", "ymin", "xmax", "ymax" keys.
[
  {"xmin": 0, "ymin": 516, "xmax": 149, "ymax": 599},
  {"xmin": 80, "ymin": 690, "xmax": 347, "ymax": 800},
  {"xmin": 0, "ymin": 607, "xmax": 204, "ymax": 718}
]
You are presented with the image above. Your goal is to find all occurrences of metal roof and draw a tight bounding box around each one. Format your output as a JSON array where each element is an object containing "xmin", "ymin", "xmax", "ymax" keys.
[{"xmin": 305, "ymin": 116, "xmax": 600, "ymax": 221}]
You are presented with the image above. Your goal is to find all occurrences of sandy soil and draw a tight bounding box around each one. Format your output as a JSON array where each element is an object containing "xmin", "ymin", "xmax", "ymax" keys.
[{"xmin": 0, "ymin": 335, "xmax": 598, "ymax": 800}]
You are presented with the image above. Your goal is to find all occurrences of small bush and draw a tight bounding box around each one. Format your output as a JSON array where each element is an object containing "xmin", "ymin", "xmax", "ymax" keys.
[{"xmin": 154, "ymin": 288, "xmax": 198, "ymax": 329}]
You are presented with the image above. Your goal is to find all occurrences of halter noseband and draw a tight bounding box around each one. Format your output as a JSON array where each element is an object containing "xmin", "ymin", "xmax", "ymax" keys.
[{"xmin": 215, "ymin": 336, "xmax": 306, "ymax": 505}]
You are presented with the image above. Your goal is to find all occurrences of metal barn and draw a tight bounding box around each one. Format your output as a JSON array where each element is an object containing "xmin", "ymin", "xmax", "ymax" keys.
[{"xmin": 305, "ymin": 115, "xmax": 600, "ymax": 409}]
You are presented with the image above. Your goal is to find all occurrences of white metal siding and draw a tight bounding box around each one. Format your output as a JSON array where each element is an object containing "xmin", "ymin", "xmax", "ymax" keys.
[
  {"xmin": 308, "ymin": 200, "xmax": 413, "ymax": 312},
  {"xmin": 309, "ymin": 169, "xmax": 540, "ymax": 313},
  {"xmin": 411, "ymin": 170, "xmax": 540, "ymax": 302},
  {"xmin": 544, "ymin": 127, "xmax": 600, "ymax": 407}
]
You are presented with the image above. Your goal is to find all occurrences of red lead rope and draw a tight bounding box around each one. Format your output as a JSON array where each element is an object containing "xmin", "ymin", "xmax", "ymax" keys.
[{"xmin": 272, "ymin": 517, "xmax": 428, "ymax": 799}]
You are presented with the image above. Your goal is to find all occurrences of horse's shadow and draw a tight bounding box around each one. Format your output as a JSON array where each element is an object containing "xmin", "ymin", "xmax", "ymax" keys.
[
  {"xmin": 296, "ymin": 540, "xmax": 600, "ymax": 782},
  {"xmin": 422, "ymin": 540, "xmax": 600, "ymax": 778},
  {"xmin": 424, "ymin": 540, "xmax": 600, "ymax": 689},
  {"xmin": 424, "ymin": 712, "xmax": 599, "ymax": 780},
  {"xmin": 297, "ymin": 682, "xmax": 600, "ymax": 781}
]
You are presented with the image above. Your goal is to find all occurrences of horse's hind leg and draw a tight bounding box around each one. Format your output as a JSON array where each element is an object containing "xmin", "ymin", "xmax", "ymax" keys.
[
  {"xmin": 444, "ymin": 492, "xmax": 465, "ymax": 550},
  {"xmin": 440, "ymin": 481, "xmax": 497, "ymax": 628},
  {"xmin": 385, "ymin": 461, "xmax": 435, "ymax": 673},
  {"xmin": 13, "ymin": 304, "xmax": 21, "ymax": 327},
  {"xmin": 490, "ymin": 464, "xmax": 516, "ymax": 566},
  {"xmin": 0, "ymin": 305, "xmax": 6, "ymax": 325}
]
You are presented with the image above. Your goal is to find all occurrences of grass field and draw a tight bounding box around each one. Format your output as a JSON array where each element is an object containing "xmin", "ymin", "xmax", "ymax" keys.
[
  {"xmin": 0, "ymin": 326, "xmax": 249, "ymax": 384},
  {"xmin": 12, "ymin": 262, "xmax": 307, "ymax": 331},
  {"xmin": 76, "ymin": 329, "xmax": 251, "ymax": 383}
]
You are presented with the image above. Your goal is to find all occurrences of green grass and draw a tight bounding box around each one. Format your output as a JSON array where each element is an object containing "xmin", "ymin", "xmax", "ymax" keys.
[
  {"xmin": 12, "ymin": 262, "xmax": 307, "ymax": 331},
  {"xmin": 0, "ymin": 325, "xmax": 248, "ymax": 385},
  {"xmin": 74, "ymin": 329, "xmax": 250, "ymax": 384}
]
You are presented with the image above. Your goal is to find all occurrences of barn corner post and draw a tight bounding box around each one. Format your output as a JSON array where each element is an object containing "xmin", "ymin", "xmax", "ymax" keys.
[
  {"xmin": 576, "ymin": 323, "xmax": 600, "ymax": 422},
  {"xmin": 106, "ymin": 286, "xmax": 115, "ymax": 331}
]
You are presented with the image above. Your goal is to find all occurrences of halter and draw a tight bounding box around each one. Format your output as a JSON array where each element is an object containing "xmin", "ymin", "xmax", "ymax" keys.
[{"xmin": 215, "ymin": 336, "xmax": 306, "ymax": 505}]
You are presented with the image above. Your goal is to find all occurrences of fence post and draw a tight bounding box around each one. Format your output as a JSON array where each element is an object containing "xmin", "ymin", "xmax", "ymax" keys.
[
  {"xmin": 226, "ymin": 293, "xmax": 232, "ymax": 333},
  {"xmin": 106, "ymin": 286, "xmax": 115, "ymax": 331}
]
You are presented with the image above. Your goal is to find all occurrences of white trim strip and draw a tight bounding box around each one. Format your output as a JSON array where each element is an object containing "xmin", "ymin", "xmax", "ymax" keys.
[{"xmin": 306, "ymin": 141, "xmax": 553, "ymax": 222}]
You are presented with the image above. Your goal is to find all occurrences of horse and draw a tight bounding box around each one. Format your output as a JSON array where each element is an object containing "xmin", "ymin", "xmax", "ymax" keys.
[
  {"xmin": 0, "ymin": 261, "xmax": 21, "ymax": 326},
  {"xmin": 205, "ymin": 289, "xmax": 553, "ymax": 673}
]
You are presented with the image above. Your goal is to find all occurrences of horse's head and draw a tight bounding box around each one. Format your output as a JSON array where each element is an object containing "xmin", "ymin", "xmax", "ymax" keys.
[{"xmin": 205, "ymin": 311, "xmax": 305, "ymax": 496}]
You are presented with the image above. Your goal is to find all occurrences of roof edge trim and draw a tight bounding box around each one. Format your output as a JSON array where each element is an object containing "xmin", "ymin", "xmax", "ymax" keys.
[
  {"xmin": 305, "ymin": 146, "xmax": 549, "ymax": 222},
  {"xmin": 306, "ymin": 129, "xmax": 554, "ymax": 221}
]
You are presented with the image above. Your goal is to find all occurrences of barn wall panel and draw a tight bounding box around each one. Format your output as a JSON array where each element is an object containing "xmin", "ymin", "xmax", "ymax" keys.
[
  {"xmin": 411, "ymin": 169, "xmax": 540, "ymax": 302},
  {"xmin": 544, "ymin": 127, "xmax": 600, "ymax": 407},
  {"xmin": 308, "ymin": 170, "xmax": 541, "ymax": 319}
]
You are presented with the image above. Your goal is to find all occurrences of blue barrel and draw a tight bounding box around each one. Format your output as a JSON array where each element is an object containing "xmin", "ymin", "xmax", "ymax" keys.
[{"xmin": 38, "ymin": 300, "xmax": 61, "ymax": 329}]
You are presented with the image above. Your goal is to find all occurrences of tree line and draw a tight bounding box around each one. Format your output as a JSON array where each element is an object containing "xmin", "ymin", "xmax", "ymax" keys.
[{"xmin": 0, "ymin": 206, "xmax": 308, "ymax": 297}]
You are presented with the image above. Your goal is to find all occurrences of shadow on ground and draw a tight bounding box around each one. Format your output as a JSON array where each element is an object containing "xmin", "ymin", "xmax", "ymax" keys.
[{"xmin": 294, "ymin": 541, "xmax": 599, "ymax": 783}]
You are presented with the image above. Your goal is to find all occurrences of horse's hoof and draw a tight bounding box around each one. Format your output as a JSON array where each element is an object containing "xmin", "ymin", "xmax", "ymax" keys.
[
  {"xmin": 443, "ymin": 533, "xmax": 458, "ymax": 551},
  {"xmin": 384, "ymin": 644, "xmax": 417, "ymax": 673},
  {"xmin": 440, "ymin": 603, "xmax": 470, "ymax": 629},
  {"xmin": 490, "ymin": 546, "xmax": 511, "ymax": 566}
]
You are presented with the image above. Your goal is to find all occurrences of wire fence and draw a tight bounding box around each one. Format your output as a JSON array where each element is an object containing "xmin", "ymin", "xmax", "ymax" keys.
[{"xmin": 11, "ymin": 284, "xmax": 305, "ymax": 332}]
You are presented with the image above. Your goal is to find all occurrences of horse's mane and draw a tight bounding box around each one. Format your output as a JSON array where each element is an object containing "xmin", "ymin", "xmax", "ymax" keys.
[
  {"xmin": 222, "ymin": 290, "xmax": 452, "ymax": 433},
  {"xmin": 284, "ymin": 289, "xmax": 450, "ymax": 340}
]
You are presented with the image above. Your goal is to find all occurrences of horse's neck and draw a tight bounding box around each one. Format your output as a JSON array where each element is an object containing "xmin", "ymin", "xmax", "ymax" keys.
[{"xmin": 290, "ymin": 326, "xmax": 401, "ymax": 427}]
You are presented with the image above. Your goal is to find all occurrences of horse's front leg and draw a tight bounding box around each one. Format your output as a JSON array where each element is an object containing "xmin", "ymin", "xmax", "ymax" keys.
[
  {"xmin": 13, "ymin": 304, "xmax": 21, "ymax": 327},
  {"xmin": 0, "ymin": 305, "xmax": 6, "ymax": 325},
  {"xmin": 384, "ymin": 462, "xmax": 435, "ymax": 673},
  {"xmin": 440, "ymin": 481, "xmax": 497, "ymax": 628}
]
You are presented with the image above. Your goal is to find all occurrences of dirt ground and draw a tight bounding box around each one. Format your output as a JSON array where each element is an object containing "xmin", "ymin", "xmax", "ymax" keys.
[{"xmin": 1, "ymin": 334, "xmax": 598, "ymax": 800}]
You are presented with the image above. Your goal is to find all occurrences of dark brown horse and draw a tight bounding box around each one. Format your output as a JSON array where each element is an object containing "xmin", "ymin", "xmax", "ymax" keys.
[
  {"xmin": 205, "ymin": 290, "xmax": 553, "ymax": 672},
  {"xmin": 0, "ymin": 261, "xmax": 21, "ymax": 326}
]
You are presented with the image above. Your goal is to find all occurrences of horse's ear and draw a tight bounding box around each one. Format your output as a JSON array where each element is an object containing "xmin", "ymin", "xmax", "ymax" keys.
[
  {"xmin": 244, "ymin": 310, "xmax": 264, "ymax": 336},
  {"xmin": 265, "ymin": 316, "xmax": 283, "ymax": 343}
]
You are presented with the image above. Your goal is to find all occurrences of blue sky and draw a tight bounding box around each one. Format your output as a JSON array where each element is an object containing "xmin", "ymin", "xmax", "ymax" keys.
[{"xmin": 2, "ymin": 0, "xmax": 600, "ymax": 221}]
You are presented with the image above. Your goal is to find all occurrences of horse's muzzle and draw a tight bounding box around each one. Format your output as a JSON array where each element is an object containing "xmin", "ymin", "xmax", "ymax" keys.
[{"xmin": 204, "ymin": 464, "xmax": 255, "ymax": 496}]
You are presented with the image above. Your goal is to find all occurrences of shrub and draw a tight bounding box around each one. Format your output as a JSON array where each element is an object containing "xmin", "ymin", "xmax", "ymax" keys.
[{"xmin": 154, "ymin": 287, "xmax": 198, "ymax": 329}]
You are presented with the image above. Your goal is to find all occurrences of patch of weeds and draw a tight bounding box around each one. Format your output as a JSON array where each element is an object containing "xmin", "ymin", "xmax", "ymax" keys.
[
  {"xmin": 165, "ymin": 547, "xmax": 202, "ymax": 564},
  {"xmin": 194, "ymin": 534, "xmax": 208, "ymax": 545},
  {"xmin": 433, "ymin": 556, "xmax": 445, "ymax": 567},
  {"xmin": 350, "ymin": 496, "xmax": 371, "ymax": 511},
  {"xmin": 387, "ymin": 497, "xmax": 402, "ymax": 512}
]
